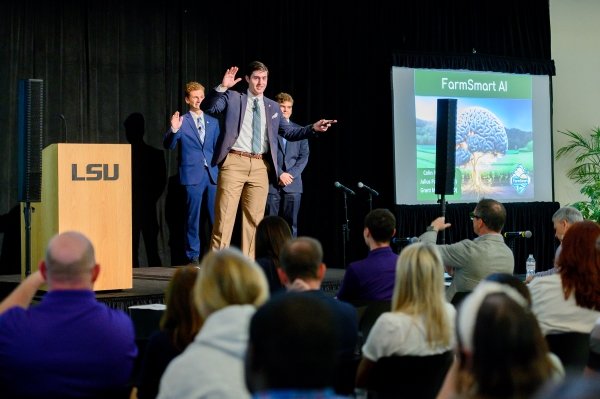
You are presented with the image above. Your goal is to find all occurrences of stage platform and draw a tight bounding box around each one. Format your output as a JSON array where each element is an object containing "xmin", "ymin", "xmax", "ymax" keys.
[{"xmin": 0, "ymin": 267, "xmax": 346, "ymax": 314}]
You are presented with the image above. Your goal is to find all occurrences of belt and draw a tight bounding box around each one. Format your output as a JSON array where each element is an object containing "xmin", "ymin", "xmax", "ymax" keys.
[{"xmin": 229, "ymin": 150, "xmax": 263, "ymax": 159}]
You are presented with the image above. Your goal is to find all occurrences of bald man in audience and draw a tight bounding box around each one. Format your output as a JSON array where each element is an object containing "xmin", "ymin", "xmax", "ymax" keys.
[
  {"xmin": 419, "ymin": 198, "xmax": 514, "ymax": 302},
  {"xmin": 0, "ymin": 231, "xmax": 137, "ymax": 398}
]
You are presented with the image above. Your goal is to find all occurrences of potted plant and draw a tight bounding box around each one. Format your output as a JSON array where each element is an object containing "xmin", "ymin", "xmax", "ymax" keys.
[{"xmin": 556, "ymin": 127, "xmax": 600, "ymax": 223}]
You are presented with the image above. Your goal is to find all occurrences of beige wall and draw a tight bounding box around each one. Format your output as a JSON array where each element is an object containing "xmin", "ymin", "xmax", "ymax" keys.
[{"xmin": 551, "ymin": 0, "xmax": 600, "ymax": 206}]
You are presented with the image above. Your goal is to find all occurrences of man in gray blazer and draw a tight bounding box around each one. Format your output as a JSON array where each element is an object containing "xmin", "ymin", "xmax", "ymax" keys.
[{"xmin": 419, "ymin": 198, "xmax": 514, "ymax": 302}]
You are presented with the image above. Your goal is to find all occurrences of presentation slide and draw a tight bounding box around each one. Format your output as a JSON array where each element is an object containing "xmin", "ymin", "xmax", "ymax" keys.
[{"xmin": 392, "ymin": 67, "xmax": 553, "ymax": 205}]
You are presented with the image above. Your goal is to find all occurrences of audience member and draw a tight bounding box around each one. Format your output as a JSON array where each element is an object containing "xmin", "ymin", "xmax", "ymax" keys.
[
  {"xmin": 157, "ymin": 249, "xmax": 269, "ymax": 399},
  {"xmin": 419, "ymin": 198, "xmax": 514, "ymax": 302},
  {"xmin": 245, "ymin": 293, "xmax": 352, "ymax": 399},
  {"xmin": 529, "ymin": 221, "xmax": 600, "ymax": 336},
  {"xmin": 254, "ymin": 216, "xmax": 292, "ymax": 295},
  {"xmin": 337, "ymin": 209, "xmax": 398, "ymax": 303},
  {"xmin": 485, "ymin": 272, "xmax": 532, "ymax": 307},
  {"xmin": 0, "ymin": 231, "xmax": 137, "ymax": 398},
  {"xmin": 526, "ymin": 206, "xmax": 582, "ymax": 283},
  {"xmin": 355, "ymin": 243, "xmax": 455, "ymax": 388},
  {"xmin": 585, "ymin": 317, "xmax": 600, "ymax": 376},
  {"xmin": 278, "ymin": 237, "xmax": 359, "ymax": 395},
  {"xmin": 437, "ymin": 281, "xmax": 558, "ymax": 399},
  {"xmin": 134, "ymin": 266, "xmax": 202, "ymax": 399}
]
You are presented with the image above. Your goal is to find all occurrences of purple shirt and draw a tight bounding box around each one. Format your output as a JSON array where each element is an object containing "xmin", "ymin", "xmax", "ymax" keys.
[
  {"xmin": 0, "ymin": 290, "xmax": 137, "ymax": 397},
  {"xmin": 337, "ymin": 246, "xmax": 398, "ymax": 302}
]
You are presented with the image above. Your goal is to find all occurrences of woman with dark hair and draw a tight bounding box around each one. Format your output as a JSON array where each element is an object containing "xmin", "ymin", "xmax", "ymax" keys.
[
  {"xmin": 529, "ymin": 221, "xmax": 600, "ymax": 336},
  {"xmin": 437, "ymin": 281, "xmax": 558, "ymax": 399},
  {"xmin": 134, "ymin": 266, "xmax": 202, "ymax": 399},
  {"xmin": 254, "ymin": 216, "xmax": 292, "ymax": 294}
]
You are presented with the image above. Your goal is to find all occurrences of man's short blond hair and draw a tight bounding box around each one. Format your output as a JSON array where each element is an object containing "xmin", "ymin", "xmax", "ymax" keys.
[
  {"xmin": 194, "ymin": 248, "xmax": 269, "ymax": 319},
  {"xmin": 185, "ymin": 82, "xmax": 205, "ymax": 98},
  {"xmin": 275, "ymin": 92, "xmax": 294, "ymax": 105}
]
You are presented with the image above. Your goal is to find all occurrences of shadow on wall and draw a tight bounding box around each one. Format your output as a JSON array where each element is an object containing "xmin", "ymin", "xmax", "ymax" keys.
[{"xmin": 125, "ymin": 113, "xmax": 167, "ymax": 268}]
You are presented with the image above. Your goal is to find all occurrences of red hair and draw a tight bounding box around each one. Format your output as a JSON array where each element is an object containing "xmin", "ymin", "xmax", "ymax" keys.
[{"xmin": 558, "ymin": 220, "xmax": 600, "ymax": 309}]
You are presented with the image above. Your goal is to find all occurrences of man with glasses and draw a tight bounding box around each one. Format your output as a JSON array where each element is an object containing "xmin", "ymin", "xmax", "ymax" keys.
[{"xmin": 419, "ymin": 198, "xmax": 514, "ymax": 302}]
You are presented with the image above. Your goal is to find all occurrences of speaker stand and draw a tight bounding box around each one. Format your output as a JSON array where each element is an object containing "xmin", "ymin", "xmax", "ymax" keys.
[
  {"xmin": 437, "ymin": 196, "xmax": 448, "ymax": 244},
  {"xmin": 22, "ymin": 203, "xmax": 34, "ymax": 276}
]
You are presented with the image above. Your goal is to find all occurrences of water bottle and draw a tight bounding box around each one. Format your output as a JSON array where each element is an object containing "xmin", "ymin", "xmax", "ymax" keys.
[{"xmin": 526, "ymin": 254, "xmax": 536, "ymax": 277}]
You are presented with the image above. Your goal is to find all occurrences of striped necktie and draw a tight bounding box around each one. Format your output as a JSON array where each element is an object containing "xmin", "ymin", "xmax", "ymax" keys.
[
  {"xmin": 251, "ymin": 98, "xmax": 261, "ymax": 154},
  {"xmin": 197, "ymin": 117, "xmax": 205, "ymax": 144}
]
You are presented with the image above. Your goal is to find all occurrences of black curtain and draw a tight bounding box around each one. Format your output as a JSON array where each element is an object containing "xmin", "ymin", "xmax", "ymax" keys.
[{"xmin": 0, "ymin": 0, "xmax": 554, "ymax": 271}]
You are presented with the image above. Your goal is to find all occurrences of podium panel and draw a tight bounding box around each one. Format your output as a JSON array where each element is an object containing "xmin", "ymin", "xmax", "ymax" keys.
[{"xmin": 22, "ymin": 143, "xmax": 132, "ymax": 291}]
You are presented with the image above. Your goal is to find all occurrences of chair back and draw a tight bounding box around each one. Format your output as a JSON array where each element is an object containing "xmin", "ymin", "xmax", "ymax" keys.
[
  {"xmin": 358, "ymin": 301, "xmax": 391, "ymax": 342},
  {"xmin": 367, "ymin": 351, "xmax": 454, "ymax": 399},
  {"xmin": 545, "ymin": 332, "xmax": 591, "ymax": 375}
]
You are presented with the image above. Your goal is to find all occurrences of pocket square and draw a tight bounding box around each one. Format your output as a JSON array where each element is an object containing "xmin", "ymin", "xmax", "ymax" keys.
[{"xmin": 272, "ymin": 113, "xmax": 278, "ymax": 119}]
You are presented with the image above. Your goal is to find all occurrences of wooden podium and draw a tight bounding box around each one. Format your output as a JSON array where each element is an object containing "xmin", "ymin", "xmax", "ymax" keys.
[{"xmin": 22, "ymin": 143, "xmax": 132, "ymax": 291}]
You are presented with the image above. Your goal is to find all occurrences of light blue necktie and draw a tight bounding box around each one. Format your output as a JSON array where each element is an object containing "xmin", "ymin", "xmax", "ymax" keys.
[
  {"xmin": 251, "ymin": 98, "xmax": 261, "ymax": 154},
  {"xmin": 197, "ymin": 117, "xmax": 205, "ymax": 144}
]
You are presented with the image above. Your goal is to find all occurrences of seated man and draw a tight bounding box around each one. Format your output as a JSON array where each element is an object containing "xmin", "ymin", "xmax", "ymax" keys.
[
  {"xmin": 278, "ymin": 237, "xmax": 358, "ymax": 395},
  {"xmin": 419, "ymin": 198, "xmax": 514, "ymax": 302},
  {"xmin": 526, "ymin": 206, "xmax": 583, "ymax": 283},
  {"xmin": 0, "ymin": 231, "xmax": 137, "ymax": 398},
  {"xmin": 337, "ymin": 209, "xmax": 398, "ymax": 303},
  {"xmin": 245, "ymin": 293, "xmax": 351, "ymax": 399}
]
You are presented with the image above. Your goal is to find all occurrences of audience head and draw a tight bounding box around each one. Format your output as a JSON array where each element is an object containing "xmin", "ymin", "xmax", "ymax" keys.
[
  {"xmin": 557, "ymin": 220, "xmax": 600, "ymax": 310},
  {"xmin": 364, "ymin": 208, "xmax": 396, "ymax": 246},
  {"xmin": 552, "ymin": 206, "xmax": 583, "ymax": 242},
  {"xmin": 41, "ymin": 231, "xmax": 99, "ymax": 290},
  {"xmin": 160, "ymin": 266, "xmax": 203, "ymax": 351},
  {"xmin": 279, "ymin": 237, "xmax": 325, "ymax": 284},
  {"xmin": 393, "ymin": 242, "xmax": 452, "ymax": 348},
  {"xmin": 484, "ymin": 272, "xmax": 532, "ymax": 308},
  {"xmin": 255, "ymin": 216, "xmax": 292, "ymax": 269},
  {"xmin": 194, "ymin": 248, "xmax": 269, "ymax": 319},
  {"xmin": 456, "ymin": 282, "xmax": 554, "ymax": 399},
  {"xmin": 245, "ymin": 293, "xmax": 337, "ymax": 393},
  {"xmin": 473, "ymin": 198, "xmax": 506, "ymax": 234}
]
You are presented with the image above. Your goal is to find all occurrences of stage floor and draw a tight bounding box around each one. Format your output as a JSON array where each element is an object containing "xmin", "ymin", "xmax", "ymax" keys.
[{"xmin": 0, "ymin": 267, "xmax": 346, "ymax": 314}]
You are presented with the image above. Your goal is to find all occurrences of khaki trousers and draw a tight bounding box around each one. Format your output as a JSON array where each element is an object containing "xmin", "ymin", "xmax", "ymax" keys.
[{"xmin": 210, "ymin": 152, "xmax": 269, "ymax": 259}]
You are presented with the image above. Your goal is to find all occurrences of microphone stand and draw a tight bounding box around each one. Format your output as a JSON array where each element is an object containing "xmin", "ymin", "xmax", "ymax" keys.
[
  {"xmin": 342, "ymin": 191, "xmax": 350, "ymax": 268},
  {"xmin": 367, "ymin": 192, "xmax": 373, "ymax": 213},
  {"xmin": 23, "ymin": 203, "xmax": 33, "ymax": 276},
  {"xmin": 505, "ymin": 237, "xmax": 517, "ymax": 274}
]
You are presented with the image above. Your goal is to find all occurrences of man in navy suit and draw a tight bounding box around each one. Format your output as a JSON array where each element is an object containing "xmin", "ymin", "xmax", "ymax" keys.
[
  {"xmin": 164, "ymin": 82, "xmax": 219, "ymax": 265},
  {"xmin": 201, "ymin": 61, "xmax": 334, "ymax": 258},
  {"xmin": 265, "ymin": 93, "xmax": 309, "ymax": 238}
]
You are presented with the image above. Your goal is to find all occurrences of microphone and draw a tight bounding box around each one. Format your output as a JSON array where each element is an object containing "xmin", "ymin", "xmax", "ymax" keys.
[
  {"xmin": 503, "ymin": 230, "xmax": 532, "ymax": 238},
  {"xmin": 357, "ymin": 182, "xmax": 379, "ymax": 196},
  {"xmin": 60, "ymin": 114, "xmax": 68, "ymax": 143},
  {"xmin": 334, "ymin": 182, "xmax": 355, "ymax": 195},
  {"xmin": 392, "ymin": 237, "xmax": 420, "ymax": 244}
]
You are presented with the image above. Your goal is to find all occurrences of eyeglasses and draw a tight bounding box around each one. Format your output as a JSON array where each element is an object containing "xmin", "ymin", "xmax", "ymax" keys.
[{"xmin": 469, "ymin": 211, "xmax": 483, "ymax": 221}]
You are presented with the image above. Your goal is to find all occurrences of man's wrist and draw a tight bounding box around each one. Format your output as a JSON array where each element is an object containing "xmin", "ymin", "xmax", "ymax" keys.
[{"xmin": 426, "ymin": 225, "xmax": 439, "ymax": 233}]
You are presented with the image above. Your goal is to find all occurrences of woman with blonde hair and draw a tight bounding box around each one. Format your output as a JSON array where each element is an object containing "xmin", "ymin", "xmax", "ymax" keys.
[
  {"xmin": 157, "ymin": 248, "xmax": 269, "ymax": 399},
  {"xmin": 356, "ymin": 242, "xmax": 456, "ymax": 397}
]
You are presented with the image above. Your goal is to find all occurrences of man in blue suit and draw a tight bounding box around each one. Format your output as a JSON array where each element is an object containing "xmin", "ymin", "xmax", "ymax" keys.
[
  {"xmin": 201, "ymin": 61, "xmax": 334, "ymax": 258},
  {"xmin": 265, "ymin": 93, "xmax": 309, "ymax": 237},
  {"xmin": 164, "ymin": 82, "xmax": 219, "ymax": 265}
]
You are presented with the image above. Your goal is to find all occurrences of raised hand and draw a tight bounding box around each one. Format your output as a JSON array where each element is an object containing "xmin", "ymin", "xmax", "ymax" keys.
[
  {"xmin": 221, "ymin": 67, "xmax": 242, "ymax": 90},
  {"xmin": 171, "ymin": 111, "xmax": 183, "ymax": 131}
]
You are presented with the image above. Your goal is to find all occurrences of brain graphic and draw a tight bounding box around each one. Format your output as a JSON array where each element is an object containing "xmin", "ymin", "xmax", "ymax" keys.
[{"xmin": 455, "ymin": 106, "xmax": 508, "ymax": 166}]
